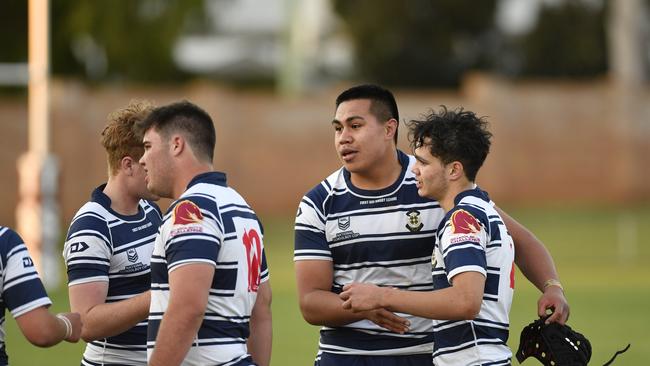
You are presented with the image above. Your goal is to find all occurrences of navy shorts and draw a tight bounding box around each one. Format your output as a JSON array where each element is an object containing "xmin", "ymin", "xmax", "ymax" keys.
[{"xmin": 315, "ymin": 352, "xmax": 432, "ymax": 366}]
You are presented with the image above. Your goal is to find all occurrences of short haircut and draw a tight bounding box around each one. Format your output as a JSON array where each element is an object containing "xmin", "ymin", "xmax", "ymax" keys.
[
  {"xmin": 335, "ymin": 84, "xmax": 400, "ymax": 143},
  {"xmin": 408, "ymin": 106, "xmax": 492, "ymax": 181},
  {"xmin": 101, "ymin": 100, "xmax": 154, "ymax": 176},
  {"xmin": 138, "ymin": 101, "xmax": 216, "ymax": 163}
]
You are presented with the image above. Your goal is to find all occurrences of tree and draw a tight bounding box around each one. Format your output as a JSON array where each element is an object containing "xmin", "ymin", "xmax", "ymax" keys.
[
  {"xmin": 332, "ymin": 0, "xmax": 498, "ymax": 87},
  {"xmin": 51, "ymin": 0, "xmax": 207, "ymax": 82},
  {"xmin": 0, "ymin": 1, "xmax": 28, "ymax": 63},
  {"xmin": 518, "ymin": 0, "xmax": 608, "ymax": 78}
]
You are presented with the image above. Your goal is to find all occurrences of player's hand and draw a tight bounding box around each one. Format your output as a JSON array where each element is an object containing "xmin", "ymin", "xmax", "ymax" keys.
[
  {"xmin": 537, "ymin": 286, "xmax": 570, "ymax": 325},
  {"xmin": 59, "ymin": 312, "xmax": 82, "ymax": 342},
  {"xmin": 361, "ymin": 308, "xmax": 410, "ymax": 334},
  {"xmin": 340, "ymin": 283, "xmax": 384, "ymax": 312},
  {"xmin": 340, "ymin": 283, "xmax": 409, "ymax": 333}
]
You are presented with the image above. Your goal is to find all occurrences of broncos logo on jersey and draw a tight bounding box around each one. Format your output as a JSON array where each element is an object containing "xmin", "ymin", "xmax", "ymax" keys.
[
  {"xmin": 173, "ymin": 200, "xmax": 203, "ymax": 225},
  {"xmin": 450, "ymin": 209, "xmax": 481, "ymax": 234}
]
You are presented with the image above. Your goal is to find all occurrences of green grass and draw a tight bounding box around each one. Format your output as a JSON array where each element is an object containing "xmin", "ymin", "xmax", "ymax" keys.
[{"xmin": 6, "ymin": 206, "xmax": 649, "ymax": 365}]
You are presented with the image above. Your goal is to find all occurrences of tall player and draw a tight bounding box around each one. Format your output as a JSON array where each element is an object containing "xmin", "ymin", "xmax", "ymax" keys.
[
  {"xmin": 341, "ymin": 107, "xmax": 514, "ymax": 365},
  {"xmin": 0, "ymin": 226, "xmax": 81, "ymax": 365},
  {"xmin": 63, "ymin": 101, "xmax": 163, "ymax": 365},
  {"xmin": 294, "ymin": 84, "xmax": 569, "ymax": 365},
  {"xmin": 138, "ymin": 101, "xmax": 272, "ymax": 366}
]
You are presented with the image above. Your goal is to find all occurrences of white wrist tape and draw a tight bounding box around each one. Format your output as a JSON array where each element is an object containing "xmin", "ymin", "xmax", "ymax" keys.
[{"xmin": 56, "ymin": 314, "xmax": 72, "ymax": 339}]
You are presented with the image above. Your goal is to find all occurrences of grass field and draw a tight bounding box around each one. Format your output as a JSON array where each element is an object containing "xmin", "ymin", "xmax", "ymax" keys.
[{"xmin": 6, "ymin": 205, "xmax": 649, "ymax": 365}]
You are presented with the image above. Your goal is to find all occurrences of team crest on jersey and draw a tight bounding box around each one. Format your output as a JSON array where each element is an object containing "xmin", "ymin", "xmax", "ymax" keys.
[
  {"xmin": 450, "ymin": 209, "xmax": 480, "ymax": 234},
  {"xmin": 338, "ymin": 216, "xmax": 351, "ymax": 230},
  {"xmin": 173, "ymin": 200, "xmax": 203, "ymax": 225},
  {"xmin": 405, "ymin": 210, "xmax": 423, "ymax": 232},
  {"xmin": 127, "ymin": 248, "xmax": 139, "ymax": 263}
]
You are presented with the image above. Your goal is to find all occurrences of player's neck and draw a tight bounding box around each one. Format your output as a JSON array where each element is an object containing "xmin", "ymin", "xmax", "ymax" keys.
[
  {"xmin": 350, "ymin": 150, "xmax": 401, "ymax": 190},
  {"xmin": 104, "ymin": 177, "xmax": 140, "ymax": 215},
  {"xmin": 440, "ymin": 181, "xmax": 475, "ymax": 212},
  {"xmin": 171, "ymin": 159, "xmax": 214, "ymax": 199}
]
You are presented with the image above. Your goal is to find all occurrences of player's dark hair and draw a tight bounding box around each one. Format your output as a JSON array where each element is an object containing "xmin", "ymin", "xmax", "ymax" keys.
[
  {"xmin": 336, "ymin": 84, "xmax": 400, "ymax": 143},
  {"xmin": 138, "ymin": 100, "xmax": 216, "ymax": 163},
  {"xmin": 408, "ymin": 106, "xmax": 492, "ymax": 181}
]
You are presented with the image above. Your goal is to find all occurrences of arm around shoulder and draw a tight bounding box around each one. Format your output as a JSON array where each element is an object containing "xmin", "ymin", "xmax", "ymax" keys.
[
  {"xmin": 496, "ymin": 206, "xmax": 570, "ymax": 324},
  {"xmin": 498, "ymin": 207, "xmax": 559, "ymax": 289}
]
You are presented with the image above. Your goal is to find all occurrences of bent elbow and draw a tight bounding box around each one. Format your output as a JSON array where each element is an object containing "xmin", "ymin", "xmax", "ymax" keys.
[
  {"xmin": 300, "ymin": 309, "xmax": 319, "ymax": 326},
  {"xmin": 80, "ymin": 329, "xmax": 99, "ymax": 343},
  {"xmin": 26, "ymin": 333, "xmax": 59, "ymax": 348},
  {"xmin": 458, "ymin": 299, "xmax": 482, "ymax": 320},
  {"xmin": 302, "ymin": 314, "xmax": 322, "ymax": 326},
  {"xmin": 298, "ymin": 302, "xmax": 322, "ymax": 326},
  {"xmin": 78, "ymin": 318, "xmax": 102, "ymax": 342},
  {"xmin": 460, "ymin": 306, "xmax": 481, "ymax": 320}
]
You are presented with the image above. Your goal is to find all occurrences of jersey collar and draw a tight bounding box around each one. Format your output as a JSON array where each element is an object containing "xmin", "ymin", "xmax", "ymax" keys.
[
  {"xmin": 343, "ymin": 150, "xmax": 409, "ymax": 197},
  {"xmin": 91, "ymin": 183, "xmax": 145, "ymax": 221},
  {"xmin": 453, "ymin": 186, "xmax": 490, "ymax": 206},
  {"xmin": 186, "ymin": 171, "xmax": 228, "ymax": 189}
]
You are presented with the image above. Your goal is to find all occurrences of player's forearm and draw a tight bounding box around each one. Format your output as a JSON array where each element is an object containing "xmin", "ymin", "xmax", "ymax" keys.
[
  {"xmin": 149, "ymin": 303, "xmax": 204, "ymax": 366},
  {"xmin": 300, "ymin": 290, "xmax": 366, "ymax": 326},
  {"xmin": 248, "ymin": 281, "xmax": 272, "ymax": 366},
  {"xmin": 17, "ymin": 307, "xmax": 68, "ymax": 347},
  {"xmin": 514, "ymin": 238, "xmax": 560, "ymax": 292},
  {"xmin": 247, "ymin": 311, "xmax": 272, "ymax": 366},
  {"xmin": 509, "ymin": 225, "xmax": 560, "ymax": 292},
  {"xmin": 80, "ymin": 291, "xmax": 150, "ymax": 341},
  {"xmin": 382, "ymin": 286, "xmax": 481, "ymax": 321},
  {"xmin": 497, "ymin": 207, "xmax": 561, "ymax": 291},
  {"xmin": 38, "ymin": 315, "xmax": 68, "ymax": 346}
]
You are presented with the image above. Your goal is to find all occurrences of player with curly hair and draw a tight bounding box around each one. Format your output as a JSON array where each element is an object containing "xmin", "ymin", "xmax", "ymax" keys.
[
  {"xmin": 63, "ymin": 101, "xmax": 162, "ymax": 365},
  {"xmin": 341, "ymin": 106, "xmax": 514, "ymax": 365}
]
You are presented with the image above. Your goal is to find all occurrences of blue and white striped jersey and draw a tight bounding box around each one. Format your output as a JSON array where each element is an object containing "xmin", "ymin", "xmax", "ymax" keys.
[
  {"xmin": 294, "ymin": 151, "xmax": 444, "ymax": 356},
  {"xmin": 431, "ymin": 188, "xmax": 514, "ymax": 366},
  {"xmin": 0, "ymin": 227, "xmax": 52, "ymax": 366},
  {"xmin": 63, "ymin": 185, "xmax": 162, "ymax": 366},
  {"xmin": 147, "ymin": 172, "xmax": 269, "ymax": 366}
]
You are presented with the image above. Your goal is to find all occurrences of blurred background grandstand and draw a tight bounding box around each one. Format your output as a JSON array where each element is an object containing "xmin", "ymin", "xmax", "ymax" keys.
[{"xmin": 0, "ymin": 0, "xmax": 648, "ymax": 364}]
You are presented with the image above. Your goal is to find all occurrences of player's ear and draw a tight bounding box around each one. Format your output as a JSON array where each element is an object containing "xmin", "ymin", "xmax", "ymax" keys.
[
  {"xmin": 170, "ymin": 135, "xmax": 185, "ymax": 157},
  {"xmin": 448, "ymin": 161, "xmax": 464, "ymax": 180},
  {"xmin": 385, "ymin": 119, "xmax": 398, "ymax": 141},
  {"xmin": 120, "ymin": 156, "xmax": 135, "ymax": 176}
]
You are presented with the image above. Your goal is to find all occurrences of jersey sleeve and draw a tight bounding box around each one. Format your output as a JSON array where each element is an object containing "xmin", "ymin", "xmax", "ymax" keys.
[
  {"xmin": 164, "ymin": 197, "xmax": 223, "ymax": 273},
  {"xmin": 294, "ymin": 189, "xmax": 330, "ymax": 261},
  {"xmin": 439, "ymin": 208, "xmax": 488, "ymax": 282},
  {"xmin": 63, "ymin": 213, "xmax": 112, "ymax": 286},
  {"xmin": 260, "ymin": 247, "xmax": 270, "ymax": 283},
  {"xmin": 1, "ymin": 229, "xmax": 52, "ymax": 318}
]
